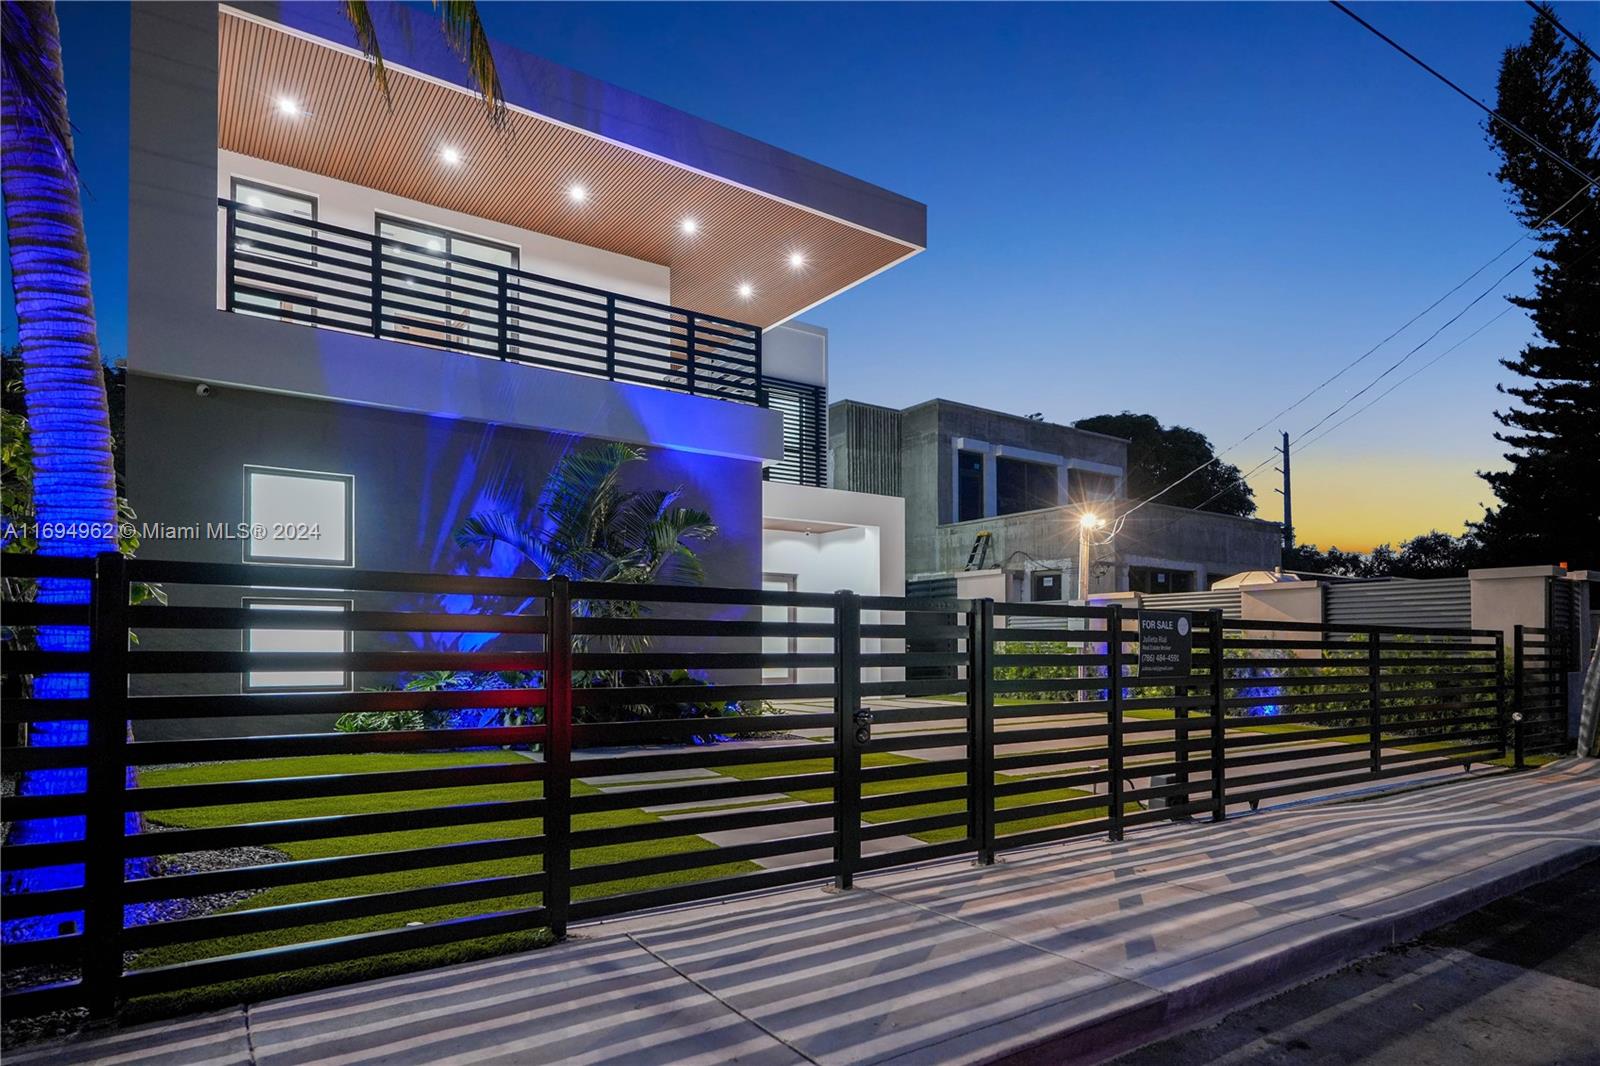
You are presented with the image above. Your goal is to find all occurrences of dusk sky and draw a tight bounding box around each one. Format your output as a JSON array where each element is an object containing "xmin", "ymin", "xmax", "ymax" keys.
[{"xmin": 7, "ymin": 1, "xmax": 1593, "ymax": 551}]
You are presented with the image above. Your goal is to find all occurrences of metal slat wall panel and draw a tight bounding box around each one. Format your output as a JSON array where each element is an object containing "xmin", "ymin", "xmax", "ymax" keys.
[
  {"xmin": 1143, "ymin": 589, "xmax": 1243, "ymax": 618},
  {"xmin": 763, "ymin": 377, "xmax": 827, "ymax": 487},
  {"xmin": 831, "ymin": 401, "xmax": 902, "ymax": 496},
  {"xmin": 1325, "ymin": 578, "xmax": 1471, "ymax": 629}
]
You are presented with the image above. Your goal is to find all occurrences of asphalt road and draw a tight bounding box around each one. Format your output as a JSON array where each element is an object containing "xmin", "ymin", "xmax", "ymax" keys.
[{"xmin": 1113, "ymin": 858, "xmax": 1600, "ymax": 1066}]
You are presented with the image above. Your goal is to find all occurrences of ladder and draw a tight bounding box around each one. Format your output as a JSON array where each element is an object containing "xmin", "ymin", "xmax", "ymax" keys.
[{"xmin": 964, "ymin": 531, "xmax": 992, "ymax": 571}]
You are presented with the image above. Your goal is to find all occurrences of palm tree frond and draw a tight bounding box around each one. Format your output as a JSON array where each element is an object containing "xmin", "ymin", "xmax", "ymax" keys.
[
  {"xmin": 432, "ymin": 0, "xmax": 505, "ymax": 122},
  {"xmin": 2, "ymin": 0, "xmax": 77, "ymax": 170},
  {"xmin": 340, "ymin": 0, "xmax": 391, "ymax": 107},
  {"xmin": 455, "ymin": 508, "xmax": 547, "ymax": 570}
]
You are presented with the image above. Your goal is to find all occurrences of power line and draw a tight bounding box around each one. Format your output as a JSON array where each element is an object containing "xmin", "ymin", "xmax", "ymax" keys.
[
  {"xmin": 1105, "ymin": 5, "xmax": 1596, "ymax": 527},
  {"xmin": 1292, "ymin": 249, "xmax": 1536, "ymax": 441},
  {"xmin": 1527, "ymin": 1, "xmax": 1600, "ymax": 65},
  {"xmin": 1297, "ymin": 305, "xmax": 1519, "ymax": 451},
  {"xmin": 1330, "ymin": 0, "xmax": 1599, "ymax": 191}
]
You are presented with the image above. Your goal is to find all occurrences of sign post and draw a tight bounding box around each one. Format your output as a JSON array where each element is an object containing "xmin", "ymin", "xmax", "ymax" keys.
[{"xmin": 1138, "ymin": 610, "xmax": 1193, "ymax": 677}]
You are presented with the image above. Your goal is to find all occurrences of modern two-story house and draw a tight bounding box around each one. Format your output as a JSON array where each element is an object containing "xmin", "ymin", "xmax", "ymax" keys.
[
  {"xmin": 831, "ymin": 398, "xmax": 1283, "ymax": 604},
  {"xmin": 125, "ymin": 7, "xmax": 913, "ymax": 600}
]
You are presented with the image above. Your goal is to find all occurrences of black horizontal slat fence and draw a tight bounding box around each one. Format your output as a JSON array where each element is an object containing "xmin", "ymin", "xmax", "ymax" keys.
[
  {"xmin": 219, "ymin": 198, "xmax": 763, "ymax": 406},
  {"xmin": 0, "ymin": 554, "xmax": 1567, "ymax": 1020}
]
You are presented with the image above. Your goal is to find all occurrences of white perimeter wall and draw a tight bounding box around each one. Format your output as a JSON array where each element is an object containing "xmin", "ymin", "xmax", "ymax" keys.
[{"xmin": 762, "ymin": 482, "xmax": 905, "ymax": 684}]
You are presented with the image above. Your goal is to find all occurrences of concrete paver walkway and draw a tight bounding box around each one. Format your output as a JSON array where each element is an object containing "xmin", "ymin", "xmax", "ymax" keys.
[{"xmin": 15, "ymin": 760, "xmax": 1598, "ymax": 1066}]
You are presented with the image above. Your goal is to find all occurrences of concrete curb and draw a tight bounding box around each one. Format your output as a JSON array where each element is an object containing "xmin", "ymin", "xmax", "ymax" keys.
[{"xmin": 987, "ymin": 843, "xmax": 1600, "ymax": 1066}]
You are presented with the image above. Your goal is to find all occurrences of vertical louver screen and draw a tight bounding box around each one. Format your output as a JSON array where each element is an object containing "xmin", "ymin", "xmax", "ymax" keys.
[{"xmin": 764, "ymin": 378, "xmax": 827, "ymax": 487}]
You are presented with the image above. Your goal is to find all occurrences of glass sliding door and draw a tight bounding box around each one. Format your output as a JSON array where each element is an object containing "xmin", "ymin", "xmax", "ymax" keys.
[{"xmin": 377, "ymin": 216, "xmax": 517, "ymax": 355}]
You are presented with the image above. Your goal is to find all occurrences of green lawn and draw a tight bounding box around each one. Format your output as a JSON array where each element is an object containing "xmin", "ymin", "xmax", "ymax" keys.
[{"xmin": 127, "ymin": 751, "xmax": 758, "ymax": 1019}]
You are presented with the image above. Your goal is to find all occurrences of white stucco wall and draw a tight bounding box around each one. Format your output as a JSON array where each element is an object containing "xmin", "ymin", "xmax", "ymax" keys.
[{"xmin": 762, "ymin": 321, "xmax": 827, "ymax": 388}]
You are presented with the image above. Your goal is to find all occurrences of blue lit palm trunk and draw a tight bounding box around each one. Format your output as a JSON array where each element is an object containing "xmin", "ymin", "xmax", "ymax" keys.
[{"xmin": 2, "ymin": 0, "xmax": 120, "ymax": 940}]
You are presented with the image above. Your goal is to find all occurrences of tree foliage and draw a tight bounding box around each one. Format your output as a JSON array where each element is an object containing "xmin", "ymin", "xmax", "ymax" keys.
[
  {"xmin": 1074, "ymin": 412, "xmax": 1256, "ymax": 517},
  {"xmin": 1472, "ymin": 7, "xmax": 1599, "ymax": 568},
  {"xmin": 1285, "ymin": 530, "xmax": 1480, "ymax": 579}
]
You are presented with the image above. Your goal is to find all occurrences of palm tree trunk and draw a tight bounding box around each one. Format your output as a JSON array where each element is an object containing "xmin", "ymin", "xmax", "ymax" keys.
[{"xmin": 2, "ymin": 0, "xmax": 119, "ymax": 940}]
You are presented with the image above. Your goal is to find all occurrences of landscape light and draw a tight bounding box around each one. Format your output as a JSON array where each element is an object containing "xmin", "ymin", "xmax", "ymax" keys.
[
  {"xmin": 680, "ymin": 217, "xmax": 699, "ymax": 235},
  {"xmin": 440, "ymin": 146, "xmax": 462, "ymax": 166},
  {"xmin": 567, "ymin": 183, "xmax": 588, "ymax": 203}
]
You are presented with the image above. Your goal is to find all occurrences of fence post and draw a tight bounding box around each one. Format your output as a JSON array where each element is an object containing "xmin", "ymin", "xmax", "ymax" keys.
[
  {"xmin": 833, "ymin": 590, "xmax": 862, "ymax": 890},
  {"xmin": 1208, "ymin": 609, "xmax": 1226, "ymax": 822},
  {"xmin": 84, "ymin": 551, "xmax": 129, "ymax": 1018},
  {"xmin": 1494, "ymin": 630, "xmax": 1507, "ymax": 761},
  {"xmin": 1512, "ymin": 624, "xmax": 1526, "ymax": 769},
  {"xmin": 543, "ymin": 576, "xmax": 573, "ymax": 939},
  {"xmin": 1367, "ymin": 626, "xmax": 1382, "ymax": 775},
  {"xmin": 1106, "ymin": 606, "xmax": 1124, "ymax": 843},
  {"xmin": 967, "ymin": 598, "xmax": 996, "ymax": 865}
]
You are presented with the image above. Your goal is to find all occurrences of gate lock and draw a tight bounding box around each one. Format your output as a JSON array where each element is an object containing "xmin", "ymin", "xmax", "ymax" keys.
[{"xmin": 853, "ymin": 707, "xmax": 874, "ymax": 746}]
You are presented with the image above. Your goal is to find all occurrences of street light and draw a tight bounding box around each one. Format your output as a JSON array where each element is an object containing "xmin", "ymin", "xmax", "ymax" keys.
[{"xmin": 1078, "ymin": 512, "xmax": 1103, "ymax": 602}]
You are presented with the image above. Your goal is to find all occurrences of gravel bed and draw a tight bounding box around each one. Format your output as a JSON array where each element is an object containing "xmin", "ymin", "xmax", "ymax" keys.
[{"xmin": 1, "ymin": 843, "xmax": 286, "ymax": 1050}]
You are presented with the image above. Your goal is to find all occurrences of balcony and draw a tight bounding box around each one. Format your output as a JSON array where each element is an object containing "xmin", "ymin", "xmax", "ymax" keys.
[{"xmin": 219, "ymin": 198, "xmax": 764, "ymax": 407}]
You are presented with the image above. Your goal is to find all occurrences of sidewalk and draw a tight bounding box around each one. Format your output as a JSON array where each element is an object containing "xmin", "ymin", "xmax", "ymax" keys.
[{"xmin": 15, "ymin": 760, "xmax": 1598, "ymax": 1066}]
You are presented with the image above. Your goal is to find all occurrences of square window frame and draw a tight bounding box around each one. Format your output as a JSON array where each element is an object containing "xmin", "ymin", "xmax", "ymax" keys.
[
  {"xmin": 243, "ymin": 465, "xmax": 356, "ymax": 567},
  {"xmin": 242, "ymin": 595, "xmax": 354, "ymax": 693}
]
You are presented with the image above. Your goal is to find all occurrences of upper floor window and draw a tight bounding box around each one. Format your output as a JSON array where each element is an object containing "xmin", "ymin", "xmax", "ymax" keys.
[
  {"xmin": 957, "ymin": 450, "xmax": 985, "ymax": 522},
  {"xmin": 1069, "ymin": 469, "xmax": 1118, "ymax": 506},
  {"xmin": 377, "ymin": 216, "xmax": 517, "ymax": 354},
  {"xmin": 231, "ymin": 179, "xmax": 318, "ymax": 322},
  {"xmin": 244, "ymin": 465, "xmax": 354, "ymax": 566},
  {"xmin": 996, "ymin": 458, "xmax": 1058, "ymax": 516}
]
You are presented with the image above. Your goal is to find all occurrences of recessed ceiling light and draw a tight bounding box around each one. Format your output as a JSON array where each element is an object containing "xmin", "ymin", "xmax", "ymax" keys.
[
  {"xmin": 275, "ymin": 96, "xmax": 301, "ymax": 117},
  {"xmin": 440, "ymin": 146, "xmax": 462, "ymax": 166},
  {"xmin": 737, "ymin": 282, "xmax": 754, "ymax": 299},
  {"xmin": 788, "ymin": 251, "xmax": 806, "ymax": 269},
  {"xmin": 567, "ymin": 183, "xmax": 589, "ymax": 203},
  {"xmin": 680, "ymin": 217, "xmax": 699, "ymax": 236}
]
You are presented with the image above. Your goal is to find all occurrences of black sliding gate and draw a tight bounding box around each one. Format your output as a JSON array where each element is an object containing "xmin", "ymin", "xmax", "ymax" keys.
[{"xmin": 0, "ymin": 554, "xmax": 1571, "ymax": 1018}]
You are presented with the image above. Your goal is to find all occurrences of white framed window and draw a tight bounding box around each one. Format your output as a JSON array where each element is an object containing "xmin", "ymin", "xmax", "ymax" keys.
[
  {"xmin": 244, "ymin": 465, "xmax": 354, "ymax": 566},
  {"xmin": 244, "ymin": 598, "xmax": 352, "ymax": 692}
]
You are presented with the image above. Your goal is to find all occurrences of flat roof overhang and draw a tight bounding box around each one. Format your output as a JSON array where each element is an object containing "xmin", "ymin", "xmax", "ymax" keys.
[{"xmin": 219, "ymin": 3, "xmax": 926, "ymax": 328}]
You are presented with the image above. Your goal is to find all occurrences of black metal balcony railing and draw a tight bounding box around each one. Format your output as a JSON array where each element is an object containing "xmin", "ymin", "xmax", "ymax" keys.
[{"xmin": 219, "ymin": 198, "xmax": 763, "ymax": 406}]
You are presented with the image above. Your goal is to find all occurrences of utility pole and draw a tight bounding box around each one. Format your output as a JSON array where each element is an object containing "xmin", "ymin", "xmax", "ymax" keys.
[{"xmin": 1274, "ymin": 431, "xmax": 1294, "ymax": 557}]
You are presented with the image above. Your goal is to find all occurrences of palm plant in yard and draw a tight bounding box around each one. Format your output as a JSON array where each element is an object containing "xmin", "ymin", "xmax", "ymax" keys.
[
  {"xmin": 452, "ymin": 443, "xmax": 724, "ymax": 727},
  {"xmin": 456, "ymin": 442, "xmax": 717, "ymax": 594}
]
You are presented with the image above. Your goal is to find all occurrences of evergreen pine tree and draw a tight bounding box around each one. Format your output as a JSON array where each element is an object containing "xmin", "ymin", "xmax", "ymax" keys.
[{"xmin": 1473, "ymin": 7, "xmax": 1600, "ymax": 567}]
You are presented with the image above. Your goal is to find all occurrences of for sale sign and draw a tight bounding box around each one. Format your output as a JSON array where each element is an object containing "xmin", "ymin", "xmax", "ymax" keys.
[{"xmin": 1137, "ymin": 611, "xmax": 1192, "ymax": 677}]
